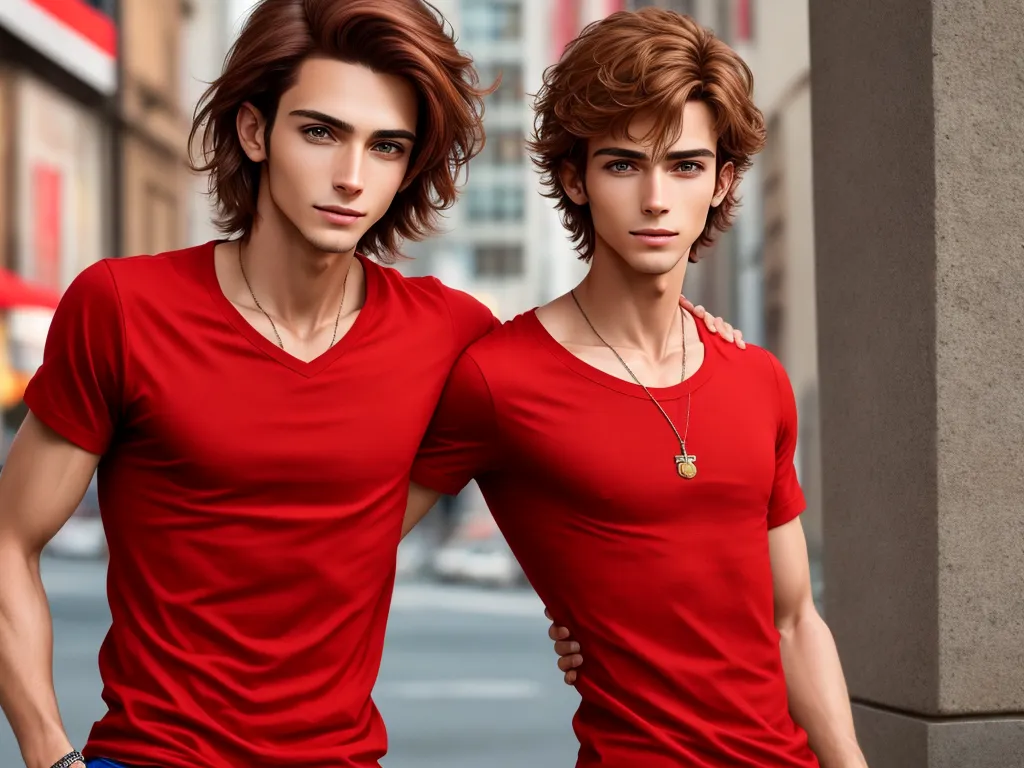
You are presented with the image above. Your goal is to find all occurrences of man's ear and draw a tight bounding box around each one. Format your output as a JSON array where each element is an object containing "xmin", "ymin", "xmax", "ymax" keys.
[
  {"xmin": 711, "ymin": 161, "xmax": 735, "ymax": 208},
  {"xmin": 559, "ymin": 161, "xmax": 589, "ymax": 206},
  {"xmin": 237, "ymin": 102, "xmax": 269, "ymax": 163}
]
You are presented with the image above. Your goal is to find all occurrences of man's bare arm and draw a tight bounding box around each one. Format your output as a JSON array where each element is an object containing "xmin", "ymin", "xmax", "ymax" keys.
[
  {"xmin": 0, "ymin": 414, "xmax": 100, "ymax": 768},
  {"xmin": 401, "ymin": 481, "xmax": 442, "ymax": 539},
  {"xmin": 771, "ymin": 518, "xmax": 867, "ymax": 768}
]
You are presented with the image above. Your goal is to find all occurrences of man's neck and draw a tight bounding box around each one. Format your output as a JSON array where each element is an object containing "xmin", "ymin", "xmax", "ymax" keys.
[
  {"xmin": 573, "ymin": 247, "xmax": 689, "ymax": 360},
  {"xmin": 240, "ymin": 205, "xmax": 355, "ymax": 328}
]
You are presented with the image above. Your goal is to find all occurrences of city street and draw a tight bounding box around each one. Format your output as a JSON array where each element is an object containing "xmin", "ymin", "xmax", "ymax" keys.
[{"xmin": 0, "ymin": 558, "xmax": 580, "ymax": 768}]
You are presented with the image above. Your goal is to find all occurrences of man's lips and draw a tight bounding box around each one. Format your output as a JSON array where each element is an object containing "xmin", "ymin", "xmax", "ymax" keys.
[
  {"xmin": 315, "ymin": 206, "xmax": 366, "ymax": 225},
  {"xmin": 629, "ymin": 229, "xmax": 680, "ymax": 248}
]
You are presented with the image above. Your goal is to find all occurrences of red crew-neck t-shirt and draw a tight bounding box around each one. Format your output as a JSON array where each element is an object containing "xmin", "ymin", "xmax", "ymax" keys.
[
  {"xmin": 412, "ymin": 310, "xmax": 820, "ymax": 768},
  {"xmin": 23, "ymin": 242, "xmax": 496, "ymax": 768}
]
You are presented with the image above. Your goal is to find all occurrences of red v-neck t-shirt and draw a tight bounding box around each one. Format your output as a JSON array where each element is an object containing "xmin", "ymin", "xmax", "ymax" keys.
[
  {"xmin": 412, "ymin": 311, "xmax": 819, "ymax": 768},
  {"xmin": 23, "ymin": 241, "xmax": 497, "ymax": 767}
]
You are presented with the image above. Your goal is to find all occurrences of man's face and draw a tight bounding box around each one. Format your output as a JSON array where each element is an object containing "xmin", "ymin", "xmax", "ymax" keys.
[
  {"xmin": 240, "ymin": 57, "xmax": 418, "ymax": 254},
  {"xmin": 562, "ymin": 102, "xmax": 733, "ymax": 275}
]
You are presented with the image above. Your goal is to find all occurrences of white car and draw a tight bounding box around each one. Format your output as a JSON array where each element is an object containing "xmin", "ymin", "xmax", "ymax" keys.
[{"xmin": 431, "ymin": 530, "xmax": 526, "ymax": 589}]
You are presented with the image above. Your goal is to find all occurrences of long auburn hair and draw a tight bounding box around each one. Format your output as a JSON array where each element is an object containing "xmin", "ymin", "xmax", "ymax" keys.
[
  {"xmin": 189, "ymin": 0, "xmax": 489, "ymax": 262},
  {"xmin": 529, "ymin": 8, "xmax": 766, "ymax": 262}
]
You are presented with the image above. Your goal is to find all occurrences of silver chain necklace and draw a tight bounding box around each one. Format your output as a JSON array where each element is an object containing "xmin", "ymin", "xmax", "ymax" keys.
[
  {"xmin": 237, "ymin": 243, "xmax": 350, "ymax": 352},
  {"xmin": 570, "ymin": 290, "xmax": 697, "ymax": 479}
]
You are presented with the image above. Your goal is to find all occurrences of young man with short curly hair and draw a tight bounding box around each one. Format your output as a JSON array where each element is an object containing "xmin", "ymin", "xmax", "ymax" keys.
[{"xmin": 406, "ymin": 9, "xmax": 867, "ymax": 768}]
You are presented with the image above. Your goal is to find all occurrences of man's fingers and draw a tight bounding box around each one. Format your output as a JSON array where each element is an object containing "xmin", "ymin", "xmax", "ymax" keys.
[
  {"xmin": 564, "ymin": 669, "xmax": 578, "ymax": 685},
  {"xmin": 554, "ymin": 639, "xmax": 580, "ymax": 656},
  {"xmin": 703, "ymin": 310, "xmax": 717, "ymax": 333},
  {"xmin": 557, "ymin": 654, "xmax": 583, "ymax": 672},
  {"xmin": 716, "ymin": 317, "xmax": 735, "ymax": 342},
  {"xmin": 679, "ymin": 295, "xmax": 696, "ymax": 313},
  {"xmin": 735, "ymin": 329, "xmax": 746, "ymax": 349},
  {"xmin": 549, "ymin": 624, "xmax": 570, "ymax": 641}
]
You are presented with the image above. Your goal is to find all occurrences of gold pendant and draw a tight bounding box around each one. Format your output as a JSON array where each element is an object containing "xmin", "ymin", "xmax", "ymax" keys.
[{"xmin": 675, "ymin": 454, "xmax": 697, "ymax": 479}]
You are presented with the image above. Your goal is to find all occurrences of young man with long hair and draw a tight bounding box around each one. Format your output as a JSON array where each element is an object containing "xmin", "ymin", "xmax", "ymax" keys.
[
  {"xmin": 0, "ymin": 2, "xmax": 487, "ymax": 766},
  {"xmin": 406, "ymin": 9, "xmax": 867, "ymax": 768}
]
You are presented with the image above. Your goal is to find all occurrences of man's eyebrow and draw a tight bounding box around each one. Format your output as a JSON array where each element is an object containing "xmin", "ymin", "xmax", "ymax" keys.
[
  {"xmin": 666, "ymin": 148, "xmax": 716, "ymax": 161},
  {"xmin": 593, "ymin": 147, "xmax": 648, "ymax": 161},
  {"xmin": 289, "ymin": 110, "xmax": 416, "ymax": 142},
  {"xmin": 592, "ymin": 147, "xmax": 716, "ymax": 161}
]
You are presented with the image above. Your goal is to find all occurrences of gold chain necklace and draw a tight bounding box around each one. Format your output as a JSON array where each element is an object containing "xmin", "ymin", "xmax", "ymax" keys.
[
  {"xmin": 571, "ymin": 290, "xmax": 697, "ymax": 479},
  {"xmin": 237, "ymin": 243, "xmax": 351, "ymax": 352}
]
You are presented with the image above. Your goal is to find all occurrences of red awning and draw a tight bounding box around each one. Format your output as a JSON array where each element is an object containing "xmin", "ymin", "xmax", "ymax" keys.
[{"xmin": 0, "ymin": 268, "xmax": 62, "ymax": 310}]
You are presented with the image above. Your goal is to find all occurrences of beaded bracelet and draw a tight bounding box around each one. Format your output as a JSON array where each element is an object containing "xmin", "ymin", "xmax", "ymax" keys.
[{"xmin": 51, "ymin": 751, "xmax": 85, "ymax": 768}]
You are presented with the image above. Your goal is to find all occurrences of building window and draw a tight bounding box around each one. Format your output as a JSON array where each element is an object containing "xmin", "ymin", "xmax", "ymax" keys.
[
  {"xmin": 475, "ymin": 129, "xmax": 522, "ymax": 166},
  {"xmin": 461, "ymin": 0, "xmax": 522, "ymax": 42},
  {"xmin": 465, "ymin": 183, "xmax": 524, "ymax": 222},
  {"xmin": 478, "ymin": 65, "xmax": 524, "ymax": 107},
  {"xmin": 476, "ymin": 129, "xmax": 524, "ymax": 166},
  {"xmin": 495, "ymin": 131, "xmax": 523, "ymax": 164},
  {"xmin": 474, "ymin": 245, "xmax": 523, "ymax": 277}
]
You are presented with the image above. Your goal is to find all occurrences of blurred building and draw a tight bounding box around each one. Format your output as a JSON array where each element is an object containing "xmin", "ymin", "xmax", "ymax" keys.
[
  {"xmin": 742, "ymin": 0, "xmax": 822, "ymax": 559},
  {"xmin": 119, "ymin": 0, "xmax": 191, "ymax": 256},
  {"xmin": 0, "ymin": 0, "xmax": 192, "ymax": 452},
  {"xmin": 183, "ymin": 0, "xmax": 254, "ymax": 246},
  {"xmin": 0, "ymin": 0, "xmax": 117, "ymax": 292},
  {"xmin": 394, "ymin": 0, "xmax": 547, "ymax": 318}
]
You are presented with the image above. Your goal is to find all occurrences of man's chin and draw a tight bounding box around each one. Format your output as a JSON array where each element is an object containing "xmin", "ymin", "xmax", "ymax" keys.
[
  {"xmin": 300, "ymin": 230, "xmax": 362, "ymax": 256},
  {"xmin": 617, "ymin": 250, "xmax": 689, "ymax": 276}
]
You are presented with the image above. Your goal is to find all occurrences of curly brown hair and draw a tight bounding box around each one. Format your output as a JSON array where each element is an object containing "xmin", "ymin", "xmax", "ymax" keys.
[
  {"xmin": 189, "ymin": 0, "xmax": 489, "ymax": 262},
  {"xmin": 529, "ymin": 8, "xmax": 766, "ymax": 262}
]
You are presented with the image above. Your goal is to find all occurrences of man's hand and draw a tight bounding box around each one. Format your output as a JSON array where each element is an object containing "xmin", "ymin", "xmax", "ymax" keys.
[
  {"xmin": 546, "ymin": 609, "xmax": 582, "ymax": 685},
  {"xmin": 680, "ymin": 295, "xmax": 746, "ymax": 348}
]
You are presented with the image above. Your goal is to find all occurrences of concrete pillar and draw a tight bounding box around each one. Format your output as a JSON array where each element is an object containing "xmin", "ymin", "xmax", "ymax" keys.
[{"xmin": 809, "ymin": 1, "xmax": 1024, "ymax": 766}]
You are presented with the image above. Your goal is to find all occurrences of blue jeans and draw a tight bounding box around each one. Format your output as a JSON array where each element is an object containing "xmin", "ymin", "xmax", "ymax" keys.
[{"xmin": 86, "ymin": 760, "xmax": 129, "ymax": 768}]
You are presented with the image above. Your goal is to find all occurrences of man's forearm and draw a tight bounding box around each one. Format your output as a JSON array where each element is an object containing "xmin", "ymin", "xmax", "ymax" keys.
[
  {"xmin": 0, "ymin": 543, "xmax": 77, "ymax": 768},
  {"xmin": 779, "ymin": 611, "xmax": 867, "ymax": 768}
]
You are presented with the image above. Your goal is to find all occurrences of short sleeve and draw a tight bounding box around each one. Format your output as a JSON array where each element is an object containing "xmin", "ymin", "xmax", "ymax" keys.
[
  {"xmin": 765, "ymin": 351, "xmax": 807, "ymax": 528},
  {"xmin": 438, "ymin": 282, "xmax": 500, "ymax": 355},
  {"xmin": 412, "ymin": 351, "xmax": 500, "ymax": 496},
  {"xmin": 22, "ymin": 261, "xmax": 126, "ymax": 455}
]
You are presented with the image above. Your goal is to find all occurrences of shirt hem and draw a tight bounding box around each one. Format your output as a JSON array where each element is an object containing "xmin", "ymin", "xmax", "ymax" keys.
[
  {"xmin": 768, "ymin": 495, "xmax": 806, "ymax": 529},
  {"xmin": 410, "ymin": 467, "xmax": 469, "ymax": 497},
  {"xmin": 23, "ymin": 389, "xmax": 108, "ymax": 456}
]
